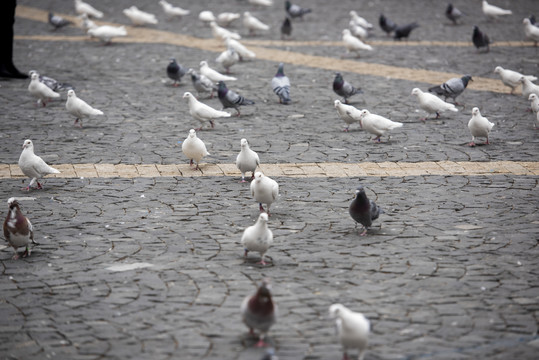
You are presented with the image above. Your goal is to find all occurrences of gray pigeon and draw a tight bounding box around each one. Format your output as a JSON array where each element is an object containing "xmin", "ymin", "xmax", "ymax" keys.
[
  {"xmin": 333, "ymin": 72, "xmax": 362, "ymax": 104},
  {"xmin": 285, "ymin": 1, "xmax": 311, "ymax": 19},
  {"xmin": 188, "ymin": 69, "xmax": 216, "ymax": 98},
  {"xmin": 217, "ymin": 81, "xmax": 255, "ymax": 116},
  {"xmin": 428, "ymin": 75, "xmax": 473, "ymax": 105},
  {"xmin": 349, "ymin": 185, "xmax": 384, "ymax": 236},
  {"xmin": 28, "ymin": 70, "xmax": 74, "ymax": 92},
  {"xmin": 445, "ymin": 4, "xmax": 464, "ymax": 25},
  {"xmin": 48, "ymin": 12, "xmax": 72, "ymax": 29},
  {"xmin": 167, "ymin": 58, "xmax": 187, "ymax": 86},
  {"xmin": 271, "ymin": 63, "xmax": 291, "ymax": 104}
]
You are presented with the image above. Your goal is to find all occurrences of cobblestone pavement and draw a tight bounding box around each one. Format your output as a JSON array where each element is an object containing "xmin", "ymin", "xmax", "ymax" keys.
[{"xmin": 1, "ymin": 0, "xmax": 538, "ymax": 359}]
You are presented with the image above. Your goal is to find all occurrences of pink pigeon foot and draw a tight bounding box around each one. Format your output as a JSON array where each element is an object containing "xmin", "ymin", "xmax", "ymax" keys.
[
  {"xmin": 12, "ymin": 253, "xmax": 20, "ymax": 260},
  {"xmin": 469, "ymin": 142, "xmax": 476, "ymax": 147},
  {"xmin": 255, "ymin": 339, "xmax": 269, "ymax": 348},
  {"xmin": 359, "ymin": 228, "xmax": 368, "ymax": 236},
  {"xmin": 256, "ymin": 259, "xmax": 267, "ymax": 266}
]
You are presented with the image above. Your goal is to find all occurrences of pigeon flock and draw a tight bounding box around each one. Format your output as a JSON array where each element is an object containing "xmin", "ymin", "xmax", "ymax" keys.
[{"xmin": 5, "ymin": 0, "xmax": 538, "ymax": 359}]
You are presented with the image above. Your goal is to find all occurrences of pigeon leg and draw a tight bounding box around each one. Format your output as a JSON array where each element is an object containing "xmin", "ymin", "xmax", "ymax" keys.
[
  {"xmin": 21, "ymin": 186, "xmax": 31, "ymax": 191},
  {"xmin": 21, "ymin": 246, "xmax": 30, "ymax": 258},
  {"xmin": 373, "ymin": 136, "xmax": 381, "ymax": 143},
  {"xmin": 259, "ymin": 203, "xmax": 265, "ymax": 213},
  {"xmin": 244, "ymin": 249, "xmax": 249, "ymax": 257},
  {"xmin": 435, "ymin": 112, "xmax": 441, "ymax": 119},
  {"xmin": 37, "ymin": 182, "xmax": 43, "ymax": 190},
  {"xmin": 343, "ymin": 126, "xmax": 350, "ymax": 132},
  {"xmin": 359, "ymin": 227, "xmax": 368, "ymax": 236},
  {"xmin": 469, "ymin": 141, "xmax": 476, "ymax": 147},
  {"xmin": 485, "ymin": 137, "xmax": 490, "ymax": 145},
  {"xmin": 12, "ymin": 252, "xmax": 20, "ymax": 260},
  {"xmin": 210, "ymin": 120, "xmax": 215, "ymax": 128},
  {"xmin": 240, "ymin": 176, "xmax": 247, "ymax": 183},
  {"xmin": 256, "ymin": 258, "xmax": 267, "ymax": 266},
  {"xmin": 173, "ymin": 82, "xmax": 179, "ymax": 87},
  {"xmin": 189, "ymin": 159, "xmax": 194, "ymax": 167},
  {"xmin": 235, "ymin": 108, "xmax": 241, "ymax": 117}
]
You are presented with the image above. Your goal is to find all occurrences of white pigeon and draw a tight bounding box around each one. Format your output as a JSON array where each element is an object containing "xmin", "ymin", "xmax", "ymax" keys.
[
  {"xmin": 28, "ymin": 73, "xmax": 60, "ymax": 106},
  {"xmin": 183, "ymin": 92, "xmax": 231, "ymax": 130},
  {"xmin": 182, "ymin": 129, "xmax": 210, "ymax": 170},
  {"xmin": 468, "ymin": 107, "xmax": 494, "ymax": 147},
  {"xmin": 411, "ymin": 87, "xmax": 458, "ymax": 121},
  {"xmin": 198, "ymin": 10, "xmax": 216, "ymax": 23},
  {"xmin": 523, "ymin": 18, "xmax": 539, "ymax": 46},
  {"xmin": 18, "ymin": 139, "xmax": 60, "ymax": 190},
  {"xmin": 334, "ymin": 100, "xmax": 362, "ymax": 131},
  {"xmin": 349, "ymin": 10, "xmax": 373, "ymax": 29},
  {"xmin": 87, "ymin": 25, "xmax": 127, "ymax": 44},
  {"xmin": 241, "ymin": 213, "xmax": 273, "ymax": 265},
  {"xmin": 482, "ymin": 1, "xmax": 511, "ymax": 19},
  {"xmin": 225, "ymin": 38, "xmax": 256, "ymax": 60},
  {"xmin": 358, "ymin": 109, "xmax": 403, "ymax": 142},
  {"xmin": 342, "ymin": 29, "xmax": 373, "ymax": 57},
  {"xmin": 243, "ymin": 12, "xmax": 270, "ymax": 35},
  {"xmin": 217, "ymin": 12, "xmax": 240, "ymax": 27},
  {"xmin": 74, "ymin": 0, "xmax": 103, "ymax": 19},
  {"xmin": 210, "ymin": 21, "xmax": 241, "ymax": 41},
  {"xmin": 199, "ymin": 60, "xmax": 237, "ymax": 82},
  {"xmin": 215, "ymin": 47, "xmax": 240, "ymax": 74},
  {"xmin": 123, "ymin": 6, "xmax": 158, "ymax": 25},
  {"xmin": 349, "ymin": 20, "xmax": 368, "ymax": 40},
  {"xmin": 329, "ymin": 304, "xmax": 370, "ymax": 360},
  {"xmin": 248, "ymin": 0, "xmax": 273, "ymax": 7},
  {"xmin": 158, "ymin": 0, "xmax": 190, "ymax": 18},
  {"xmin": 65, "ymin": 89, "xmax": 104, "ymax": 127},
  {"xmin": 236, "ymin": 138, "xmax": 260, "ymax": 182},
  {"xmin": 79, "ymin": 13, "xmax": 97, "ymax": 30},
  {"xmin": 528, "ymin": 94, "xmax": 539, "ymax": 115},
  {"xmin": 494, "ymin": 66, "xmax": 537, "ymax": 94},
  {"xmin": 250, "ymin": 172, "xmax": 279, "ymax": 216},
  {"xmin": 519, "ymin": 76, "xmax": 539, "ymax": 99}
]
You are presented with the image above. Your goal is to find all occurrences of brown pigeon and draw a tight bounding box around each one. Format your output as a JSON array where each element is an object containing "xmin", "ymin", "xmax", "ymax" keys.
[{"xmin": 3, "ymin": 198, "xmax": 38, "ymax": 259}]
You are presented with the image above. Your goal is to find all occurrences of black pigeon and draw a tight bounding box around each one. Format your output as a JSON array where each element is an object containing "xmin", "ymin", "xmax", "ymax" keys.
[
  {"xmin": 241, "ymin": 279, "xmax": 276, "ymax": 348},
  {"xmin": 28, "ymin": 70, "xmax": 75, "ymax": 92},
  {"xmin": 472, "ymin": 25, "xmax": 490, "ymax": 52},
  {"xmin": 285, "ymin": 1, "xmax": 311, "ymax": 19},
  {"xmin": 333, "ymin": 72, "xmax": 362, "ymax": 104},
  {"xmin": 167, "ymin": 58, "xmax": 187, "ymax": 87},
  {"xmin": 428, "ymin": 75, "xmax": 473, "ymax": 105},
  {"xmin": 217, "ymin": 81, "xmax": 255, "ymax": 116},
  {"xmin": 349, "ymin": 186, "xmax": 384, "ymax": 236},
  {"xmin": 280, "ymin": 17, "xmax": 292, "ymax": 39},
  {"xmin": 3, "ymin": 198, "xmax": 38, "ymax": 259},
  {"xmin": 48, "ymin": 12, "xmax": 72, "ymax": 30},
  {"xmin": 394, "ymin": 22, "xmax": 419, "ymax": 40},
  {"xmin": 379, "ymin": 13, "xmax": 397, "ymax": 36},
  {"xmin": 445, "ymin": 4, "xmax": 464, "ymax": 25}
]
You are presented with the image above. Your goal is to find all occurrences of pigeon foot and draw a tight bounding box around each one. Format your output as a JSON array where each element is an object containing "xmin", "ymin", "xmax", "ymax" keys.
[
  {"xmin": 256, "ymin": 259, "xmax": 267, "ymax": 266},
  {"xmin": 468, "ymin": 142, "xmax": 476, "ymax": 147},
  {"xmin": 359, "ymin": 228, "xmax": 368, "ymax": 236},
  {"xmin": 255, "ymin": 339, "xmax": 269, "ymax": 348}
]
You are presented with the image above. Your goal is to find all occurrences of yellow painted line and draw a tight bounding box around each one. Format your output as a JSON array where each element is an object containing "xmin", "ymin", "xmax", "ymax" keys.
[
  {"xmin": 1, "ymin": 162, "xmax": 538, "ymax": 179},
  {"xmin": 15, "ymin": 5, "xmax": 517, "ymax": 94}
]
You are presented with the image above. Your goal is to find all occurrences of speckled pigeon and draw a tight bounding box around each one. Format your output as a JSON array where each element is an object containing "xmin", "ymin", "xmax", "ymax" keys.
[
  {"xmin": 428, "ymin": 75, "xmax": 473, "ymax": 105},
  {"xmin": 349, "ymin": 185, "xmax": 384, "ymax": 236},
  {"xmin": 48, "ymin": 12, "xmax": 72, "ymax": 29},
  {"xmin": 3, "ymin": 198, "xmax": 38, "ymax": 259},
  {"xmin": 217, "ymin": 81, "xmax": 255, "ymax": 116},
  {"xmin": 285, "ymin": 1, "xmax": 311, "ymax": 19},
  {"xmin": 333, "ymin": 73, "xmax": 362, "ymax": 104}
]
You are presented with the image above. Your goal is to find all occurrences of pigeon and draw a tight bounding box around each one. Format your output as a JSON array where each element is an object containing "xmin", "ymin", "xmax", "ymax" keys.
[
  {"xmin": 188, "ymin": 69, "xmax": 216, "ymax": 98},
  {"xmin": 249, "ymin": 0, "xmax": 274, "ymax": 7},
  {"xmin": 334, "ymin": 100, "xmax": 362, "ymax": 131},
  {"xmin": 342, "ymin": 29, "xmax": 373, "ymax": 57},
  {"xmin": 200, "ymin": 60, "xmax": 237, "ymax": 82},
  {"xmin": 271, "ymin": 63, "xmax": 291, "ymax": 105},
  {"xmin": 333, "ymin": 72, "xmax": 362, "ymax": 104},
  {"xmin": 74, "ymin": 0, "xmax": 103, "ymax": 19},
  {"xmin": 48, "ymin": 12, "xmax": 72, "ymax": 30},
  {"xmin": 123, "ymin": 6, "xmax": 158, "ymax": 26},
  {"xmin": 225, "ymin": 38, "xmax": 257, "ymax": 60},
  {"xmin": 280, "ymin": 17, "xmax": 292, "ymax": 40},
  {"xmin": 210, "ymin": 21, "xmax": 241, "ymax": 41},
  {"xmin": 243, "ymin": 12, "xmax": 270, "ymax": 35},
  {"xmin": 199, "ymin": 11, "xmax": 216, "ymax": 23},
  {"xmin": 3, "ymin": 198, "xmax": 38, "ymax": 259},
  {"xmin": 66, "ymin": 89, "xmax": 104, "ymax": 127},
  {"xmin": 79, "ymin": 13, "xmax": 97, "ymax": 30},
  {"xmin": 379, "ymin": 13, "xmax": 397, "ymax": 36},
  {"xmin": 411, "ymin": 87, "xmax": 458, "ymax": 121},
  {"xmin": 159, "ymin": 0, "xmax": 190, "ymax": 19},
  {"xmin": 181, "ymin": 129, "xmax": 210, "ymax": 170},
  {"xmin": 87, "ymin": 25, "xmax": 127, "ymax": 44},
  {"xmin": 349, "ymin": 21, "xmax": 368, "ymax": 40},
  {"xmin": 519, "ymin": 76, "xmax": 539, "ymax": 99},
  {"xmin": 18, "ymin": 139, "xmax": 60, "ymax": 191},
  {"xmin": 394, "ymin": 22, "xmax": 419, "ymax": 40},
  {"xmin": 358, "ymin": 109, "xmax": 403, "ymax": 142},
  {"xmin": 167, "ymin": 58, "xmax": 187, "ymax": 86},
  {"xmin": 472, "ymin": 25, "xmax": 490, "ymax": 52},
  {"xmin": 183, "ymin": 92, "xmax": 231, "ymax": 130},
  {"xmin": 494, "ymin": 66, "xmax": 537, "ymax": 94},
  {"xmin": 217, "ymin": 12, "xmax": 241, "ymax": 27},
  {"xmin": 523, "ymin": 18, "xmax": 539, "ymax": 47},
  {"xmin": 349, "ymin": 11, "xmax": 373, "ymax": 30},
  {"xmin": 529, "ymin": 15, "xmax": 536, "ymax": 25},
  {"xmin": 216, "ymin": 47, "xmax": 240, "ymax": 74},
  {"xmin": 349, "ymin": 185, "xmax": 384, "ymax": 236},
  {"xmin": 445, "ymin": 3, "xmax": 463, "ymax": 25},
  {"xmin": 28, "ymin": 72, "xmax": 60, "ymax": 106},
  {"xmin": 428, "ymin": 75, "xmax": 473, "ymax": 105},
  {"xmin": 468, "ymin": 107, "xmax": 494, "ymax": 146},
  {"xmin": 236, "ymin": 138, "xmax": 260, "ymax": 182},
  {"xmin": 285, "ymin": 1, "xmax": 311, "ymax": 19},
  {"xmin": 241, "ymin": 279, "xmax": 277, "ymax": 347},
  {"xmin": 250, "ymin": 172, "xmax": 279, "ymax": 216},
  {"xmin": 536, "ymin": 112, "xmax": 539, "ymax": 129},
  {"xmin": 28, "ymin": 70, "xmax": 74, "ymax": 92},
  {"xmin": 482, "ymin": 0, "xmax": 512, "ymax": 19},
  {"xmin": 241, "ymin": 213, "xmax": 273, "ymax": 265},
  {"xmin": 528, "ymin": 94, "xmax": 539, "ymax": 116},
  {"xmin": 217, "ymin": 81, "xmax": 255, "ymax": 116},
  {"xmin": 329, "ymin": 304, "xmax": 370, "ymax": 360}
]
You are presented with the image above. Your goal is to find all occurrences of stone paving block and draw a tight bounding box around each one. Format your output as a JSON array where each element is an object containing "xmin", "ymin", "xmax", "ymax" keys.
[
  {"xmin": 341, "ymin": 163, "xmax": 368, "ymax": 177},
  {"xmin": 358, "ymin": 162, "xmax": 388, "ymax": 176},
  {"xmin": 437, "ymin": 161, "xmax": 467, "ymax": 174},
  {"xmin": 520, "ymin": 162, "xmax": 539, "ymax": 175},
  {"xmin": 317, "ymin": 162, "xmax": 347, "ymax": 177},
  {"xmin": 156, "ymin": 164, "xmax": 182, "ymax": 177},
  {"xmin": 52, "ymin": 163, "xmax": 77, "ymax": 178},
  {"xmin": 280, "ymin": 163, "xmax": 305, "ymax": 176},
  {"xmin": 497, "ymin": 161, "xmax": 533, "ymax": 175},
  {"xmin": 178, "ymin": 164, "xmax": 202, "ymax": 176},
  {"xmin": 9, "ymin": 164, "xmax": 24, "ymax": 177},
  {"xmin": 377, "ymin": 161, "xmax": 408, "ymax": 176},
  {"xmin": 0, "ymin": 164, "xmax": 10, "ymax": 179},
  {"xmin": 72, "ymin": 164, "xmax": 98, "ymax": 178},
  {"xmin": 200, "ymin": 163, "xmax": 224, "ymax": 176},
  {"xmin": 114, "ymin": 164, "xmax": 138, "ymax": 178},
  {"xmin": 258, "ymin": 164, "xmax": 284, "ymax": 177},
  {"xmin": 298, "ymin": 163, "xmax": 325, "ymax": 176},
  {"xmin": 217, "ymin": 163, "xmax": 241, "ymax": 176},
  {"xmin": 135, "ymin": 164, "xmax": 160, "ymax": 177},
  {"xmin": 94, "ymin": 164, "xmax": 117, "ymax": 178}
]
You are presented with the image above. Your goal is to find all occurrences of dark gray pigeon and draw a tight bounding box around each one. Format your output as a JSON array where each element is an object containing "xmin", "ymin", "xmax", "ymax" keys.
[
  {"xmin": 48, "ymin": 12, "xmax": 72, "ymax": 30},
  {"xmin": 280, "ymin": 17, "xmax": 292, "ymax": 39},
  {"xmin": 428, "ymin": 75, "xmax": 473, "ymax": 105},
  {"xmin": 28, "ymin": 70, "xmax": 74, "ymax": 92},
  {"xmin": 445, "ymin": 4, "xmax": 463, "ymax": 25},
  {"xmin": 285, "ymin": 1, "xmax": 311, "ymax": 19},
  {"xmin": 394, "ymin": 22, "xmax": 419, "ymax": 40},
  {"xmin": 167, "ymin": 58, "xmax": 187, "ymax": 86},
  {"xmin": 349, "ymin": 186, "xmax": 384, "ymax": 236},
  {"xmin": 217, "ymin": 81, "xmax": 255, "ymax": 116},
  {"xmin": 379, "ymin": 13, "xmax": 397, "ymax": 36},
  {"xmin": 472, "ymin": 25, "xmax": 490, "ymax": 52},
  {"xmin": 333, "ymin": 72, "xmax": 362, "ymax": 104},
  {"xmin": 271, "ymin": 63, "xmax": 291, "ymax": 105}
]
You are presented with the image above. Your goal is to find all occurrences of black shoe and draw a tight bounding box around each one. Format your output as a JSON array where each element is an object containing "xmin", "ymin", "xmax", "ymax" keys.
[{"xmin": 0, "ymin": 63, "xmax": 28, "ymax": 79}]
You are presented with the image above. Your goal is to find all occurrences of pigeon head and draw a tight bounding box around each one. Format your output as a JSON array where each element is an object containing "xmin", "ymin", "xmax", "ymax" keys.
[
  {"xmin": 240, "ymin": 138, "xmax": 249, "ymax": 148},
  {"xmin": 217, "ymin": 81, "xmax": 228, "ymax": 94},
  {"xmin": 411, "ymin": 88, "xmax": 421, "ymax": 96},
  {"xmin": 258, "ymin": 212, "xmax": 269, "ymax": 224},
  {"xmin": 334, "ymin": 100, "xmax": 341, "ymax": 108},
  {"xmin": 22, "ymin": 139, "xmax": 33, "ymax": 150},
  {"xmin": 188, "ymin": 129, "xmax": 196, "ymax": 138},
  {"xmin": 182, "ymin": 92, "xmax": 193, "ymax": 99},
  {"xmin": 276, "ymin": 63, "xmax": 285, "ymax": 77},
  {"xmin": 359, "ymin": 109, "xmax": 370, "ymax": 118},
  {"xmin": 472, "ymin": 107, "xmax": 480, "ymax": 116},
  {"xmin": 67, "ymin": 89, "xmax": 76, "ymax": 98},
  {"xmin": 494, "ymin": 66, "xmax": 503, "ymax": 74},
  {"xmin": 254, "ymin": 172, "xmax": 264, "ymax": 182},
  {"xmin": 333, "ymin": 73, "xmax": 344, "ymax": 87},
  {"xmin": 169, "ymin": 58, "xmax": 177, "ymax": 64},
  {"xmin": 529, "ymin": 94, "xmax": 538, "ymax": 101},
  {"xmin": 329, "ymin": 303, "xmax": 345, "ymax": 318},
  {"xmin": 342, "ymin": 29, "xmax": 351, "ymax": 36},
  {"xmin": 461, "ymin": 75, "xmax": 473, "ymax": 86},
  {"xmin": 255, "ymin": 279, "xmax": 272, "ymax": 301},
  {"xmin": 31, "ymin": 73, "xmax": 39, "ymax": 81},
  {"xmin": 7, "ymin": 197, "xmax": 19, "ymax": 208},
  {"xmin": 355, "ymin": 185, "xmax": 366, "ymax": 196},
  {"xmin": 200, "ymin": 60, "xmax": 208, "ymax": 68},
  {"xmin": 523, "ymin": 18, "xmax": 532, "ymax": 26},
  {"xmin": 519, "ymin": 76, "xmax": 526, "ymax": 84}
]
